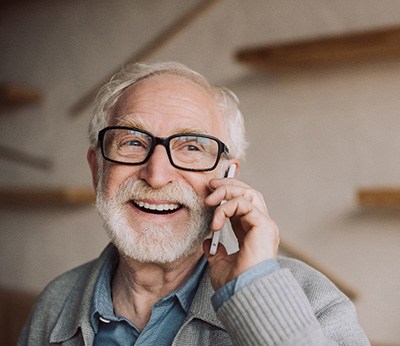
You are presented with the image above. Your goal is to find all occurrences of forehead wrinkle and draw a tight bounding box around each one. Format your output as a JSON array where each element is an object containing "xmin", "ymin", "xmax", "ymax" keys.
[
  {"xmin": 114, "ymin": 116, "xmax": 209, "ymax": 136},
  {"xmin": 175, "ymin": 128, "xmax": 208, "ymax": 135},
  {"xmin": 115, "ymin": 115, "xmax": 150, "ymax": 131}
]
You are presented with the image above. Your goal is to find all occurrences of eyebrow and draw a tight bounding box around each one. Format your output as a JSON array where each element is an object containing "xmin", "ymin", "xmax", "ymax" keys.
[
  {"xmin": 117, "ymin": 117, "xmax": 149, "ymax": 130},
  {"xmin": 175, "ymin": 128, "xmax": 208, "ymax": 135},
  {"xmin": 116, "ymin": 117, "xmax": 208, "ymax": 136}
]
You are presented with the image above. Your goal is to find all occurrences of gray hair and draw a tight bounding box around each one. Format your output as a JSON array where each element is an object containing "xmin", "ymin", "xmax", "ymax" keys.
[{"xmin": 89, "ymin": 61, "xmax": 247, "ymax": 160}]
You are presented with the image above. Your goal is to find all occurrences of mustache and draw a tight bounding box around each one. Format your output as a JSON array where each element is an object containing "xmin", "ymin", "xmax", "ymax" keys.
[{"xmin": 111, "ymin": 179, "xmax": 204, "ymax": 209}]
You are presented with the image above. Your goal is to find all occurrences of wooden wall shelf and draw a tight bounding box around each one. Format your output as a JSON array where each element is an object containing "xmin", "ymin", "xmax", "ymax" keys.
[
  {"xmin": 0, "ymin": 144, "xmax": 52, "ymax": 170},
  {"xmin": 0, "ymin": 83, "xmax": 43, "ymax": 108},
  {"xmin": 357, "ymin": 187, "xmax": 400, "ymax": 208},
  {"xmin": 0, "ymin": 187, "xmax": 95, "ymax": 207},
  {"xmin": 69, "ymin": 0, "xmax": 220, "ymax": 116},
  {"xmin": 236, "ymin": 26, "xmax": 400, "ymax": 70}
]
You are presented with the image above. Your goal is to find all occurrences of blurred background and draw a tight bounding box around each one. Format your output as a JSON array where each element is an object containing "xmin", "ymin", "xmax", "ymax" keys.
[{"xmin": 1, "ymin": 0, "xmax": 400, "ymax": 344}]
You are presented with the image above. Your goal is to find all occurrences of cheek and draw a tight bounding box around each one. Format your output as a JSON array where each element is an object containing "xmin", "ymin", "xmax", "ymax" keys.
[
  {"xmin": 101, "ymin": 165, "xmax": 137, "ymax": 196},
  {"xmin": 186, "ymin": 171, "xmax": 221, "ymax": 199},
  {"xmin": 194, "ymin": 183, "xmax": 211, "ymax": 200}
]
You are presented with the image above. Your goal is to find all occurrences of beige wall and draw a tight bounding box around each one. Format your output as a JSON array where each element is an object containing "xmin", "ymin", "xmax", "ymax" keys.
[{"xmin": 1, "ymin": 0, "xmax": 400, "ymax": 343}]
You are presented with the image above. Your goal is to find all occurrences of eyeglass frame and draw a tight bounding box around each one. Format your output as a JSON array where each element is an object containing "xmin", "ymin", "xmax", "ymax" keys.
[{"xmin": 98, "ymin": 126, "xmax": 230, "ymax": 172}]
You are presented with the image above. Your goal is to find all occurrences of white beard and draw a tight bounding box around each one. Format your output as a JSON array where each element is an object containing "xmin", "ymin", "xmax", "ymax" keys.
[{"xmin": 96, "ymin": 178, "xmax": 212, "ymax": 264}]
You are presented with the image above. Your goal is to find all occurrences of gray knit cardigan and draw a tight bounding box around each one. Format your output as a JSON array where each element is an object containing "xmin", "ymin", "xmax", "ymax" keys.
[{"xmin": 18, "ymin": 244, "xmax": 370, "ymax": 345}]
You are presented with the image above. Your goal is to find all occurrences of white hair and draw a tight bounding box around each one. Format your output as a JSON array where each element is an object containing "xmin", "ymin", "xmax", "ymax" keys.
[{"xmin": 88, "ymin": 61, "xmax": 248, "ymax": 160}]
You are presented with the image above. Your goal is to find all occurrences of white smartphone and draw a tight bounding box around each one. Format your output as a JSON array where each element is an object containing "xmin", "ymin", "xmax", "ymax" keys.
[{"xmin": 209, "ymin": 163, "xmax": 236, "ymax": 255}]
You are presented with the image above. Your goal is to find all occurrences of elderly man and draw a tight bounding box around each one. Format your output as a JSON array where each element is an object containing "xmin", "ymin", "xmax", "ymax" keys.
[{"xmin": 19, "ymin": 62, "xmax": 370, "ymax": 345}]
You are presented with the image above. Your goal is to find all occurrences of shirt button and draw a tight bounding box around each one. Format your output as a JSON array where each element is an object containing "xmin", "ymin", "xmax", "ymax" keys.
[{"xmin": 99, "ymin": 316, "xmax": 111, "ymax": 323}]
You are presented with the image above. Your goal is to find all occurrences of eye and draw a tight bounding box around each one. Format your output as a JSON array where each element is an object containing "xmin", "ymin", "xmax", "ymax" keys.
[
  {"xmin": 185, "ymin": 144, "xmax": 201, "ymax": 151},
  {"xmin": 122, "ymin": 139, "xmax": 143, "ymax": 147},
  {"xmin": 118, "ymin": 130, "xmax": 150, "ymax": 150}
]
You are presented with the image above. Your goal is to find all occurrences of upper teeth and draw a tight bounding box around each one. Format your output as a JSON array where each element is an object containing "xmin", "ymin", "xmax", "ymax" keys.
[{"xmin": 135, "ymin": 200, "xmax": 180, "ymax": 211}]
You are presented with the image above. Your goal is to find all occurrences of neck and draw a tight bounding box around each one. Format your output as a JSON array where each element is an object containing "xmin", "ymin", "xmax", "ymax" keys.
[{"xmin": 112, "ymin": 248, "xmax": 203, "ymax": 330}]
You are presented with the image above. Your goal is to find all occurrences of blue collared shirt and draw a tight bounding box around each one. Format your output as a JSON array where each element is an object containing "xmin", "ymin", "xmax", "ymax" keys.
[
  {"xmin": 91, "ymin": 245, "xmax": 279, "ymax": 345},
  {"xmin": 91, "ymin": 247, "xmax": 208, "ymax": 346}
]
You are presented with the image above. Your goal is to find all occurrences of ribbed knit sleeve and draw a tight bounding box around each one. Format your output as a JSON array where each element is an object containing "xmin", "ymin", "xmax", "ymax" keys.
[{"xmin": 215, "ymin": 266, "xmax": 370, "ymax": 346}]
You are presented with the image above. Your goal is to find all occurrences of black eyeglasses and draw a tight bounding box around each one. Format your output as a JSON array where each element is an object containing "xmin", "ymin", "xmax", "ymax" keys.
[{"xmin": 98, "ymin": 126, "xmax": 229, "ymax": 172}]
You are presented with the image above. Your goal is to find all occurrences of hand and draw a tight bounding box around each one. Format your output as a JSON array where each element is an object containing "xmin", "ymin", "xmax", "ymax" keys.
[{"xmin": 203, "ymin": 177, "xmax": 280, "ymax": 291}]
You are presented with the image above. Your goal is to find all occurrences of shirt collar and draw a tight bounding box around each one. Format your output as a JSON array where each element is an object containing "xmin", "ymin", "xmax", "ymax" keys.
[
  {"xmin": 91, "ymin": 245, "xmax": 119, "ymax": 332},
  {"xmin": 90, "ymin": 245, "xmax": 207, "ymax": 331},
  {"xmin": 169, "ymin": 256, "xmax": 207, "ymax": 312}
]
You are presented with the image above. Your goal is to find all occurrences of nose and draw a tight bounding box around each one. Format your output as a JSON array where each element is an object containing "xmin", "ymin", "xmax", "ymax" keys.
[{"xmin": 137, "ymin": 145, "xmax": 178, "ymax": 189}]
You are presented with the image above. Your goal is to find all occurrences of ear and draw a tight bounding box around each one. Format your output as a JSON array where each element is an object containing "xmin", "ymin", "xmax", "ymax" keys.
[{"xmin": 87, "ymin": 148, "xmax": 100, "ymax": 191}]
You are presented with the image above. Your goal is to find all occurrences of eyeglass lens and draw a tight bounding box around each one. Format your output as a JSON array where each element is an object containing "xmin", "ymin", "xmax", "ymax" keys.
[{"xmin": 101, "ymin": 128, "xmax": 221, "ymax": 170}]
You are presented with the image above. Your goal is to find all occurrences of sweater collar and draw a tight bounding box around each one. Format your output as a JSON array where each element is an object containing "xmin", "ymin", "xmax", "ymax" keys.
[
  {"xmin": 49, "ymin": 244, "xmax": 114, "ymax": 344},
  {"xmin": 187, "ymin": 265, "xmax": 224, "ymax": 329},
  {"xmin": 49, "ymin": 244, "xmax": 224, "ymax": 344}
]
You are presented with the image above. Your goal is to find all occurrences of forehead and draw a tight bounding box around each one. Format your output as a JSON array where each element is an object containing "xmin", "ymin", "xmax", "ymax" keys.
[{"xmin": 109, "ymin": 74, "xmax": 225, "ymax": 138}]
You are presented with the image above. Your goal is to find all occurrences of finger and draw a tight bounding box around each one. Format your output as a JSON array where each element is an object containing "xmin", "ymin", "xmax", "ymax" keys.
[
  {"xmin": 206, "ymin": 184, "xmax": 268, "ymax": 214},
  {"xmin": 234, "ymin": 214, "xmax": 279, "ymax": 248},
  {"xmin": 210, "ymin": 196, "xmax": 261, "ymax": 232},
  {"xmin": 208, "ymin": 177, "xmax": 269, "ymax": 213},
  {"xmin": 208, "ymin": 177, "xmax": 251, "ymax": 193}
]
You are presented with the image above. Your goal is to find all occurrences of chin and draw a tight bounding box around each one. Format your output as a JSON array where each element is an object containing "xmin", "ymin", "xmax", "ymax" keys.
[{"xmin": 106, "ymin": 223, "xmax": 207, "ymax": 264}]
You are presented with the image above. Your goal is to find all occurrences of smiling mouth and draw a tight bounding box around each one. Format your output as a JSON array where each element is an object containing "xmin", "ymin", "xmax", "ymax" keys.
[{"xmin": 132, "ymin": 200, "xmax": 183, "ymax": 215}]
